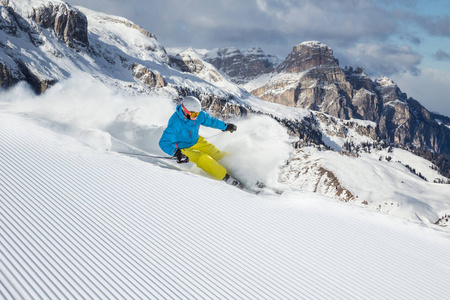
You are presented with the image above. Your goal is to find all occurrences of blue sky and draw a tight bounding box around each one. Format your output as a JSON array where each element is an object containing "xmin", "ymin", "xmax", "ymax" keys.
[{"xmin": 69, "ymin": 0, "xmax": 450, "ymax": 116}]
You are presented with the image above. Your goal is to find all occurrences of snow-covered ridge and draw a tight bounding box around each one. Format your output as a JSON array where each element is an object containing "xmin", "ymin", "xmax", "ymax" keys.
[{"xmin": 204, "ymin": 47, "xmax": 241, "ymax": 60}]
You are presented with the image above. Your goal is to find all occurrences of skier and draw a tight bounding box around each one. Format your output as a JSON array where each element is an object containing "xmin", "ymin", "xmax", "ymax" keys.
[{"xmin": 159, "ymin": 96, "xmax": 241, "ymax": 187}]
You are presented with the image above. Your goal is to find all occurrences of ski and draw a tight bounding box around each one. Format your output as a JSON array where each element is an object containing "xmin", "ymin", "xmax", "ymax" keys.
[
  {"xmin": 254, "ymin": 181, "xmax": 284, "ymax": 195},
  {"xmin": 240, "ymin": 181, "xmax": 284, "ymax": 195}
]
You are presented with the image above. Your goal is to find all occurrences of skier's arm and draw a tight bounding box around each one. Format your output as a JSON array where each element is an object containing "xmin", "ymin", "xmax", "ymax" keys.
[
  {"xmin": 200, "ymin": 111, "xmax": 227, "ymax": 130},
  {"xmin": 159, "ymin": 125, "xmax": 179, "ymax": 156}
]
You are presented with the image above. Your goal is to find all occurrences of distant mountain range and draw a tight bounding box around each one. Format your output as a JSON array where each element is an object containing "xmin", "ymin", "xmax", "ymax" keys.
[
  {"xmin": 201, "ymin": 42, "xmax": 450, "ymax": 160},
  {"xmin": 1, "ymin": 0, "xmax": 449, "ymax": 183}
]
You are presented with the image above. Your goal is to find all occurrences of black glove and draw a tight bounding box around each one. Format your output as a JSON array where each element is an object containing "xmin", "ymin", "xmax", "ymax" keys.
[
  {"xmin": 223, "ymin": 123, "xmax": 237, "ymax": 133},
  {"xmin": 174, "ymin": 149, "xmax": 189, "ymax": 163}
]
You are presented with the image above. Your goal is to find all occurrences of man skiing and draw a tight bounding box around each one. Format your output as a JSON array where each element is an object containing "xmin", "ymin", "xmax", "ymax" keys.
[{"xmin": 159, "ymin": 96, "xmax": 241, "ymax": 187}]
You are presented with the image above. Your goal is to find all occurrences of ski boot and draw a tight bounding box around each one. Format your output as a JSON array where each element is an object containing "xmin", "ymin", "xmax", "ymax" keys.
[{"xmin": 223, "ymin": 173, "xmax": 243, "ymax": 189}]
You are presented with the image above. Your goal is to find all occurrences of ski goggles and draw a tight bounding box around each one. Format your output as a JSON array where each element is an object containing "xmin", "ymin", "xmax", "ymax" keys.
[
  {"xmin": 182, "ymin": 104, "xmax": 200, "ymax": 118},
  {"xmin": 189, "ymin": 111, "xmax": 199, "ymax": 118}
]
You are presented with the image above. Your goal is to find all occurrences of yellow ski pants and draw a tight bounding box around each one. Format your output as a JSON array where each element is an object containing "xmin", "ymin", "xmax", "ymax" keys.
[{"xmin": 181, "ymin": 136, "xmax": 227, "ymax": 180}]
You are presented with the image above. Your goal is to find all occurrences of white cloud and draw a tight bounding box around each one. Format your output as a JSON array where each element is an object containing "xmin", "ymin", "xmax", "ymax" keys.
[
  {"xmin": 256, "ymin": 0, "xmax": 268, "ymax": 12},
  {"xmin": 67, "ymin": 0, "xmax": 398, "ymax": 57},
  {"xmin": 341, "ymin": 43, "xmax": 421, "ymax": 75}
]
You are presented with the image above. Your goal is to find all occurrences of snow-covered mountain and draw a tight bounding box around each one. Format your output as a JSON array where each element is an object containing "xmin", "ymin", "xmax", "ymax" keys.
[
  {"xmin": 1, "ymin": 0, "xmax": 450, "ymax": 297},
  {"xmin": 243, "ymin": 41, "xmax": 450, "ymax": 159}
]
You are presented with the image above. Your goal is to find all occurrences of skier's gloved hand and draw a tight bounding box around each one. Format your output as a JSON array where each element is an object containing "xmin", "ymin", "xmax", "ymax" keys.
[
  {"xmin": 223, "ymin": 123, "xmax": 237, "ymax": 133},
  {"xmin": 174, "ymin": 149, "xmax": 189, "ymax": 164}
]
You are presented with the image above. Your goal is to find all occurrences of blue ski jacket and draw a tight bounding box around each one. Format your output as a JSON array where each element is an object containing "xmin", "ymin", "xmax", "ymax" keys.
[{"xmin": 159, "ymin": 104, "xmax": 227, "ymax": 156}]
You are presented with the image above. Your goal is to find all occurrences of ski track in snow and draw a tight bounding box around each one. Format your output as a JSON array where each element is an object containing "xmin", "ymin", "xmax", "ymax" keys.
[{"xmin": 1, "ymin": 111, "xmax": 450, "ymax": 299}]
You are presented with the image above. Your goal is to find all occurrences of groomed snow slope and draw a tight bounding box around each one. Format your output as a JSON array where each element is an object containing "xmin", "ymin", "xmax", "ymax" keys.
[{"xmin": 1, "ymin": 111, "xmax": 450, "ymax": 299}]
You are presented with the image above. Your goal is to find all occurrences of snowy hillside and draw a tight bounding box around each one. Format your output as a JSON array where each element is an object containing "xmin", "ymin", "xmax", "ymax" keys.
[
  {"xmin": 282, "ymin": 147, "xmax": 450, "ymax": 224},
  {"xmin": 2, "ymin": 111, "xmax": 450, "ymax": 299},
  {"xmin": 1, "ymin": 0, "xmax": 449, "ymax": 225},
  {"xmin": 1, "ymin": 2, "xmax": 450, "ymax": 297}
]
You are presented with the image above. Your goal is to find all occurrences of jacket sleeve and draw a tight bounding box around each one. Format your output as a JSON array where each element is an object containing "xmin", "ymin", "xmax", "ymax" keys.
[
  {"xmin": 200, "ymin": 112, "xmax": 227, "ymax": 130},
  {"xmin": 159, "ymin": 121, "xmax": 178, "ymax": 156}
]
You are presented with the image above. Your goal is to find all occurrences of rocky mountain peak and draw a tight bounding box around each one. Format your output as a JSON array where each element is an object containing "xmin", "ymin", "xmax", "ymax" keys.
[
  {"xmin": 241, "ymin": 40, "xmax": 450, "ymax": 157},
  {"xmin": 375, "ymin": 75, "xmax": 408, "ymax": 104},
  {"xmin": 276, "ymin": 41, "xmax": 339, "ymax": 74},
  {"xmin": 375, "ymin": 75, "xmax": 397, "ymax": 87},
  {"xmin": 181, "ymin": 47, "xmax": 202, "ymax": 60},
  {"xmin": 168, "ymin": 48, "xmax": 225, "ymax": 83},
  {"xmin": 243, "ymin": 46, "xmax": 264, "ymax": 55},
  {"xmin": 248, "ymin": 40, "xmax": 352, "ymax": 119}
]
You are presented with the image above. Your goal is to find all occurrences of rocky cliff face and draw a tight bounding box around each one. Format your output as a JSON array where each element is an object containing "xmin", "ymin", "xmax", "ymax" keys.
[
  {"xmin": 344, "ymin": 67, "xmax": 382, "ymax": 121},
  {"xmin": 250, "ymin": 42, "xmax": 355, "ymax": 120},
  {"xmin": 0, "ymin": 62, "xmax": 19, "ymax": 88},
  {"xmin": 373, "ymin": 76, "xmax": 450, "ymax": 156},
  {"xmin": 0, "ymin": 0, "xmax": 89, "ymax": 93},
  {"xmin": 30, "ymin": 1, "xmax": 89, "ymax": 50},
  {"xmin": 2, "ymin": 0, "xmax": 88, "ymax": 50}
]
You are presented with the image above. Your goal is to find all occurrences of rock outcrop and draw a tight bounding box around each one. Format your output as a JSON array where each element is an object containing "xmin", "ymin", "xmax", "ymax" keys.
[
  {"xmin": 132, "ymin": 63, "xmax": 166, "ymax": 88},
  {"xmin": 31, "ymin": 1, "xmax": 89, "ymax": 50},
  {"xmin": 0, "ymin": 63, "xmax": 19, "ymax": 88},
  {"xmin": 280, "ymin": 149, "xmax": 356, "ymax": 202},
  {"xmin": 0, "ymin": 5, "xmax": 55, "ymax": 92},
  {"xmin": 4, "ymin": 0, "xmax": 89, "ymax": 50}
]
